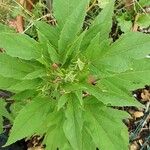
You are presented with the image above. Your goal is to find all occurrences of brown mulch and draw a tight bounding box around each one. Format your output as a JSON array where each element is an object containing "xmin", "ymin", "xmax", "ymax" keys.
[{"xmin": 128, "ymin": 86, "xmax": 150, "ymax": 150}]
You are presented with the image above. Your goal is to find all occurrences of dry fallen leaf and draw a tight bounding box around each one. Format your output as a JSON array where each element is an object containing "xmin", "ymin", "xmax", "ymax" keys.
[
  {"xmin": 28, "ymin": 146, "xmax": 44, "ymax": 150},
  {"xmin": 129, "ymin": 141, "xmax": 140, "ymax": 150},
  {"xmin": 133, "ymin": 111, "xmax": 144, "ymax": 119},
  {"xmin": 141, "ymin": 89, "xmax": 150, "ymax": 102}
]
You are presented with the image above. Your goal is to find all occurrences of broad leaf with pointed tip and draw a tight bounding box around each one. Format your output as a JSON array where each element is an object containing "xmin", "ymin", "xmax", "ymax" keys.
[
  {"xmin": 44, "ymin": 111, "xmax": 72, "ymax": 150},
  {"xmin": 99, "ymin": 59, "xmax": 150, "ymax": 93},
  {"xmin": 0, "ymin": 54, "xmax": 37, "ymax": 79},
  {"xmin": 5, "ymin": 97, "xmax": 54, "ymax": 146},
  {"xmin": 35, "ymin": 21, "xmax": 60, "ymax": 49},
  {"xmin": 84, "ymin": 83, "xmax": 142, "ymax": 107},
  {"xmin": 80, "ymin": 0, "xmax": 114, "ymax": 51},
  {"xmin": 0, "ymin": 33, "xmax": 41, "ymax": 60},
  {"xmin": 94, "ymin": 32, "xmax": 150, "ymax": 73},
  {"xmin": 8, "ymin": 78, "xmax": 43, "ymax": 92},
  {"xmin": 83, "ymin": 98, "xmax": 129, "ymax": 150},
  {"xmin": 53, "ymin": 0, "xmax": 81, "ymax": 29},
  {"xmin": 63, "ymin": 94, "xmax": 83, "ymax": 150},
  {"xmin": 58, "ymin": 0, "xmax": 90, "ymax": 53},
  {"xmin": 0, "ymin": 75, "xmax": 19, "ymax": 91}
]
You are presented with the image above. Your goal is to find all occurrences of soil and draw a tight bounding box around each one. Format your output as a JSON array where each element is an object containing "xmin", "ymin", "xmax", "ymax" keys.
[{"xmin": 128, "ymin": 86, "xmax": 150, "ymax": 150}]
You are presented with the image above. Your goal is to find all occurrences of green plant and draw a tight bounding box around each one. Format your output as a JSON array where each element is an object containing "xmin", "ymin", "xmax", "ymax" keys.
[
  {"xmin": 0, "ymin": 0, "xmax": 150, "ymax": 149},
  {"xmin": 116, "ymin": 0, "xmax": 150, "ymax": 33},
  {"xmin": 0, "ymin": 99, "xmax": 12, "ymax": 133}
]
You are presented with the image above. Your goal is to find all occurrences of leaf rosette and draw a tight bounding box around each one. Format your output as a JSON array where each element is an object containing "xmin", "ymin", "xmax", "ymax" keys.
[{"xmin": 0, "ymin": 0, "xmax": 150, "ymax": 149}]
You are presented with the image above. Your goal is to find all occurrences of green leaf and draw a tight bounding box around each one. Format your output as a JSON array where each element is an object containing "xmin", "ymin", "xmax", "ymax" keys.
[
  {"xmin": 137, "ymin": 14, "xmax": 150, "ymax": 28},
  {"xmin": 103, "ymin": 32, "xmax": 150, "ymax": 59},
  {"xmin": 5, "ymin": 97, "xmax": 54, "ymax": 146},
  {"xmin": 0, "ymin": 75, "xmax": 19, "ymax": 91},
  {"xmin": 117, "ymin": 14, "xmax": 132, "ymax": 33},
  {"xmin": 90, "ymin": 59, "xmax": 150, "ymax": 106},
  {"xmin": 57, "ymin": 94, "xmax": 68, "ymax": 111},
  {"xmin": 97, "ymin": 80, "xmax": 143, "ymax": 107},
  {"xmin": 84, "ymin": 99, "xmax": 129, "ymax": 150},
  {"xmin": 0, "ymin": 23, "xmax": 15, "ymax": 33},
  {"xmin": 23, "ymin": 69, "xmax": 46, "ymax": 80},
  {"xmin": 85, "ymin": 33, "xmax": 100, "ymax": 60},
  {"xmin": 53, "ymin": 0, "xmax": 81, "ymax": 29},
  {"xmin": 100, "ymin": 58, "xmax": 150, "ymax": 91},
  {"xmin": 62, "ymin": 83, "xmax": 85, "ymax": 93},
  {"xmin": 58, "ymin": 0, "xmax": 90, "ymax": 53},
  {"xmin": 8, "ymin": 78, "xmax": 42, "ymax": 92},
  {"xmin": 0, "ymin": 33, "xmax": 41, "ymax": 60},
  {"xmin": 95, "ymin": 32, "xmax": 150, "ymax": 73},
  {"xmin": 62, "ymin": 31, "xmax": 86, "ymax": 66},
  {"xmin": 0, "ymin": 54, "xmax": 37, "ymax": 79},
  {"xmin": 10, "ymin": 101, "xmax": 25, "ymax": 118},
  {"xmin": 80, "ymin": 0, "xmax": 114, "ymax": 51},
  {"xmin": 139, "ymin": 0, "xmax": 150, "ymax": 6},
  {"xmin": 75, "ymin": 90, "xmax": 83, "ymax": 106},
  {"xmin": 47, "ymin": 44, "xmax": 60, "ymax": 63},
  {"xmin": 38, "ymin": 46, "xmax": 51, "ymax": 67},
  {"xmin": 44, "ymin": 111, "xmax": 72, "ymax": 150},
  {"xmin": 84, "ymin": 83, "xmax": 141, "ymax": 107},
  {"xmin": 82, "ymin": 127, "xmax": 96, "ymax": 150},
  {"xmin": 35, "ymin": 21, "xmax": 59, "ymax": 48},
  {"xmin": 93, "ymin": 0, "xmax": 114, "ymax": 39},
  {"xmin": 63, "ymin": 94, "xmax": 83, "ymax": 150},
  {"xmin": 85, "ymin": 33, "xmax": 110, "ymax": 61},
  {"xmin": 85, "ymin": 33, "xmax": 111, "ymax": 62},
  {"xmin": 77, "ymin": 58, "xmax": 85, "ymax": 71},
  {"xmin": 12, "ymin": 90, "xmax": 38, "ymax": 101},
  {"xmin": 98, "ymin": 0, "xmax": 111, "ymax": 8},
  {"xmin": 0, "ymin": 99, "xmax": 11, "ymax": 133}
]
